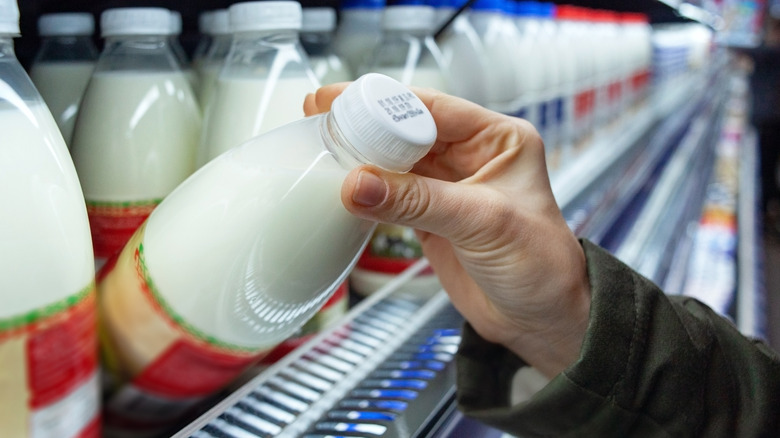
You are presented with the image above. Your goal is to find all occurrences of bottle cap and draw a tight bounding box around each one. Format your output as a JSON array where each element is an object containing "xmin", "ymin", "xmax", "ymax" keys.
[
  {"xmin": 513, "ymin": 1, "xmax": 540, "ymax": 17},
  {"xmin": 169, "ymin": 10, "xmax": 182, "ymax": 35},
  {"xmin": 302, "ymin": 7, "xmax": 336, "ymax": 33},
  {"xmin": 211, "ymin": 10, "xmax": 230, "ymax": 35},
  {"xmin": 198, "ymin": 10, "xmax": 214, "ymax": 34},
  {"xmin": 332, "ymin": 73, "xmax": 437, "ymax": 172},
  {"xmin": 101, "ymin": 8, "xmax": 171, "ymax": 37},
  {"xmin": 341, "ymin": 0, "xmax": 386, "ymax": 10},
  {"xmin": 470, "ymin": 0, "xmax": 504, "ymax": 13},
  {"xmin": 382, "ymin": 5, "xmax": 435, "ymax": 31},
  {"xmin": 38, "ymin": 13, "xmax": 94, "ymax": 36},
  {"xmin": 0, "ymin": 0, "xmax": 19, "ymax": 35},
  {"xmin": 229, "ymin": 1, "xmax": 301, "ymax": 33}
]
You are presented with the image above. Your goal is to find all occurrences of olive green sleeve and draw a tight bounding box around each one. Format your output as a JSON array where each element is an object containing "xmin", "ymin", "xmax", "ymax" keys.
[{"xmin": 455, "ymin": 239, "xmax": 780, "ymax": 437}]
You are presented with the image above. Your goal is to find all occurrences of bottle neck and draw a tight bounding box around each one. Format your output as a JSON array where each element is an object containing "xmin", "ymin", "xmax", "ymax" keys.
[
  {"xmin": 0, "ymin": 35, "xmax": 47, "ymax": 103},
  {"xmin": 320, "ymin": 112, "xmax": 372, "ymax": 170},
  {"xmin": 35, "ymin": 35, "xmax": 98, "ymax": 63},
  {"xmin": 300, "ymin": 31, "xmax": 333, "ymax": 57},
  {"xmin": 0, "ymin": 35, "xmax": 14, "ymax": 58},
  {"xmin": 96, "ymin": 34, "xmax": 180, "ymax": 73},
  {"xmin": 383, "ymin": 28, "xmax": 431, "ymax": 38}
]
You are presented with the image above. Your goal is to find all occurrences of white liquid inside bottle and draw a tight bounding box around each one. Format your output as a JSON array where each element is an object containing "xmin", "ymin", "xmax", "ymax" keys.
[
  {"xmin": 72, "ymin": 71, "xmax": 200, "ymax": 201},
  {"xmin": 200, "ymin": 75, "xmax": 316, "ymax": 162},
  {"xmin": 0, "ymin": 101, "xmax": 93, "ymax": 314},
  {"xmin": 29, "ymin": 61, "xmax": 94, "ymax": 145}
]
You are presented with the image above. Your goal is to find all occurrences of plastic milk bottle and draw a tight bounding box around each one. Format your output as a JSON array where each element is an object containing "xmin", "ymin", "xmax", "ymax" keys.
[
  {"xmin": 0, "ymin": 1, "xmax": 99, "ymax": 436},
  {"xmin": 96, "ymin": 72, "xmax": 436, "ymax": 427}
]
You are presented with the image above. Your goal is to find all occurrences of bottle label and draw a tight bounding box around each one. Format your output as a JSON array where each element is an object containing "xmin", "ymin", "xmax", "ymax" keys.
[
  {"xmin": 608, "ymin": 80, "xmax": 622, "ymax": 104},
  {"xmin": 98, "ymin": 225, "xmax": 270, "ymax": 427},
  {"xmin": 356, "ymin": 224, "xmax": 432, "ymax": 275},
  {"xmin": 86, "ymin": 199, "xmax": 161, "ymax": 260},
  {"xmin": 0, "ymin": 285, "xmax": 100, "ymax": 438},
  {"xmin": 538, "ymin": 101, "xmax": 548, "ymax": 131}
]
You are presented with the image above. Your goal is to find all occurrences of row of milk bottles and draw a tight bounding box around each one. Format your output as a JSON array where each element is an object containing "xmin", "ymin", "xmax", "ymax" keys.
[{"xmin": 1, "ymin": 0, "xmax": 440, "ymax": 435}]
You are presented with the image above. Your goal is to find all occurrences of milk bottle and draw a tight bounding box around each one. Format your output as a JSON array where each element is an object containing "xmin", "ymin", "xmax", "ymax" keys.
[
  {"xmin": 353, "ymin": 5, "xmax": 448, "ymax": 297},
  {"xmin": 192, "ymin": 10, "xmax": 215, "ymax": 72},
  {"xmin": 97, "ymin": 72, "xmax": 436, "ymax": 426},
  {"xmin": 29, "ymin": 12, "xmax": 97, "ymax": 146},
  {"xmin": 556, "ymin": 5, "xmax": 595, "ymax": 150},
  {"xmin": 332, "ymin": 0, "xmax": 385, "ymax": 76},
  {"xmin": 468, "ymin": 0, "xmax": 524, "ymax": 115},
  {"xmin": 200, "ymin": 1, "xmax": 319, "ymax": 165},
  {"xmin": 301, "ymin": 7, "xmax": 352, "ymax": 85},
  {"xmin": 431, "ymin": 0, "xmax": 489, "ymax": 105},
  {"xmin": 537, "ymin": 2, "xmax": 567, "ymax": 167},
  {"xmin": 169, "ymin": 10, "xmax": 198, "ymax": 91},
  {"xmin": 362, "ymin": 5, "xmax": 451, "ymax": 91},
  {"xmin": 195, "ymin": 9, "xmax": 229, "ymax": 108},
  {"xmin": 0, "ymin": 1, "xmax": 99, "ymax": 436},
  {"xmin": 512, "ymin": 2, "xmax": 544, "ymax": 136},
  {"xmin": 71, "ymin": 7, "xmax": 201, "ymax": 269}
]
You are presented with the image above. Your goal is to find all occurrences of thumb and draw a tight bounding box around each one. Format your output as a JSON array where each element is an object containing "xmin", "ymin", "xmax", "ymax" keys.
[{"xmin": 341, "ymin": 166, "xmax": 502, "ymax": 245}]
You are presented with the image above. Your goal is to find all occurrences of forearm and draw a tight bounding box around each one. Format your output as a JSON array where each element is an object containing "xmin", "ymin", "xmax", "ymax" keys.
[{"xmin": 456, "ymin": 239, "xmax": 780, "ymax": 437}]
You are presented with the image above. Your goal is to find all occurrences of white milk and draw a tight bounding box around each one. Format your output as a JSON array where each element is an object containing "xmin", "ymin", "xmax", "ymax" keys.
[
  {"xmin": 72, "ymin": 71, "xmax": 200, "ymax": 201},
  {"xmin": 29, "ymin": 61, "xmax": 94, "ymax": 145},
  {"xmin": 0, "ymin": 101, "xmax": 98, "ymax": 438},
  {"xmin": 0, "ymin": 101, "xmax": 93, "ymax": 316},
  {"xmin": 144, "ymin": 124, "xmax": 373, "ymax": 347},
  {"xmin": 436, "ymin": 9, "xmax": 489, "ymax": 105},
  {"xmin": 196, "ymin": 62, "xmax": 221, "ymax": 109},
  {"xmin": 372, "ymin": 66, "xmax": 450, "ymax": 93},
  {"xmin": 200, "ymin": 75, "xmax": 316, "ymax": 162}
]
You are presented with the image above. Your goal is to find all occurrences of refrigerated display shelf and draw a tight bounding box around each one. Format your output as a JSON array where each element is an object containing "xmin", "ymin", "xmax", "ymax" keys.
[
  {"xmin": 173, "ymin": 67, "xmax": 724, "ymax": 438},
  {"xmin": 614, "ymin": 82, "xmax": 726, "ymax": 283}
]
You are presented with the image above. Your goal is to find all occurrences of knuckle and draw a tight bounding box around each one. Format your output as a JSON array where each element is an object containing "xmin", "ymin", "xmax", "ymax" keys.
[{"xmin": 388, "ymin": 178, "xmax": 431, "ymax": 223}]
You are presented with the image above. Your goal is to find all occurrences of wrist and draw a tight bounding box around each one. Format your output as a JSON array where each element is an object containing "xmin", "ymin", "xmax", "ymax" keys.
[{"xmin": 505, "ymin": 241, "xmax": 592, "ymax": 378}]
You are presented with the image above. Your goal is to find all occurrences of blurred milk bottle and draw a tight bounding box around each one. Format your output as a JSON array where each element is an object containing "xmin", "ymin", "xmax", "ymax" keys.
[
  {"xmin": 199, "ymin": 1, "xmax": 319, "ymax": 165},
  {"xmin": 192, "ymin": 10, "xmax": 215, "ymax": 72},
  {"xmin": 97, "ymin": 73, "xmax": 436, "ymax": 428},
  {"xmin": 71, "ymin": 7, "xmax": 201, "ymax": 269},
  {"xmin": 29, "ymin": 12, "xmax": 98, "ymax": 146},
  {"xmin": 361, "ymin": 4, "xmax": 451, "ymax": 91},
  {"xmin": 195, "ymin": 9, "xmax": 229, "ymax": 108},
  {"xmin": 168, "ymin": 10, "xmax": 198, "ymax": 91},
  {"xmin": 0, "ymin": 1, "xmax": 100, "ymax": 436},
  {"xmin": 301, "ymin": 7, "xmax": 352, "ymax": 85},
  {"xmin": 331, "ymin": 0, "xmax": 385, "ymax": 77},
  {"xmin": 353, "ymin": 5, "xmax": 448, "ymax": 297},
  {"xmin": 468, "ymin": 0, "xmax": 525, "ymax": 115},
  {"xmin": 431, "ymin": 0, "xmax": 489, "ymax": 105}
]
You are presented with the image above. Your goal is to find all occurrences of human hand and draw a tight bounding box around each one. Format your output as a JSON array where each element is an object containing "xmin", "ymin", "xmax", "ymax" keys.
[{"xmin": 304, "ymin": 84, "xmax": 591, "ymax": 378}]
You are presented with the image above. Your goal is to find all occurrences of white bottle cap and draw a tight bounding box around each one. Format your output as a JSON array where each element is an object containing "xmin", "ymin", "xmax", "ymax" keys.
[
  {"xmin": 101, "ymin": 8, "xmax": 171, "ymax": 37},
  {"xmin": 198, "ymin": 10, "xmax": 214, "ymax": 34},
  {"xmin": 0, "ymin": 0, "xmax": 19, "ymax": 35},
  {"xmin": 38, "ymin": 13, "xmax": 94, "ymax": 36},
  {"xmin": 211, "ymin": 10, "xmax": 230, "ymax": 35},
  {"xmin": 382, "ymin": 5, "xmax": 435, "ymax": 31},
  {"xmin": 302, "ymin": 7, "xmax": 336, "ymax": 33},
  {"xmin": 229, "ymin": 1, "xmax": 301, "ymax": 33},
  {"xmin": 169, "ymin": 10, "xmax": 182, "ymax": 36},
  {"xmin": 332, "ymin": 73, "xmax": 437, "ymax": 172}
]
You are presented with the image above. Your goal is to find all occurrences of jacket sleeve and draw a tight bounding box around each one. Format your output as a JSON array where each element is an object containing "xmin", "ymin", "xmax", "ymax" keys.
[{"xmin": 455, "ymin": 239, "xmax": 780, "ymax": 437}]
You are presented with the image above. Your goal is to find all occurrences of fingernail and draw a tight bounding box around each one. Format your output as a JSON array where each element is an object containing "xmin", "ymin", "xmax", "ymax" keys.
[{"xmin": 353, "ymin": 171, "xmax": 387, "ymax": 207}]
